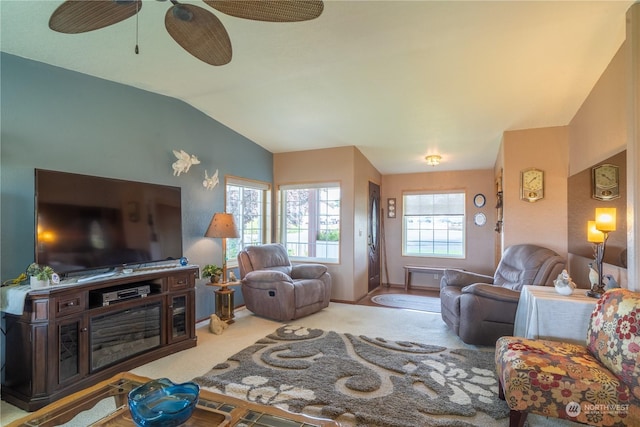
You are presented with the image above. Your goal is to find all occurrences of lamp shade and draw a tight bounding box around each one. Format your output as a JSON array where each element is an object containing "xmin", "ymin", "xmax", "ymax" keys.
[
  {"xmin": 587, "ymin": 220, "xmax": 604, "ymax": 243},
  {"xmin": 595, "ymin": 208, "xmax": 616, "ymax": 232},
  {"xmin": 204, "ymin": 213, "xmax": 239, "ymax": 239}
]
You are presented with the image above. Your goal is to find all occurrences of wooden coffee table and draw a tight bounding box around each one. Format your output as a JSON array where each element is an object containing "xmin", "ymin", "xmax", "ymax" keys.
[{"xmin": 6, "ymin": 372, "xmax": 339, "ymax": 427}]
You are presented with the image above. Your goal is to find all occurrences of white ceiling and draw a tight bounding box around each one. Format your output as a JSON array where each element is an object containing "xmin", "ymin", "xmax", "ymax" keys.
[{"xmin": 1, "ymin": 0, "xmax": 634, "ymax": 174}]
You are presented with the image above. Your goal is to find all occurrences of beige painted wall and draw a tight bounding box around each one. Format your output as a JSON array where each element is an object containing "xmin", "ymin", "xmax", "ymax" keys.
[
  {"xmin": 502, "ymin": 126, "xmax": 569, "ymax": 257},
  {"xmin": 381, "ymin": 169, "xmax": 496, "ymax": 287},
  {"xmin": 273, "ymin": 146, "xmax": 381, "ymax": 302},
  {"xmin": 569, "ymin": 44, "xmax": 627, "ymax": 175}
]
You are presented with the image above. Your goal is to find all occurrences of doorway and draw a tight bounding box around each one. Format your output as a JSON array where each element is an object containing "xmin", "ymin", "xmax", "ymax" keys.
[{"xmin": 368, "ymin": 182, "xmax": 381, "ymax": 292}]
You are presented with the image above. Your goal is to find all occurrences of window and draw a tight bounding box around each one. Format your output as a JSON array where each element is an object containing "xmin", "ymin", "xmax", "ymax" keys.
[
  {"xmin": 279, "ymin": 183, "xmax": 340, "ymax": 262},
  {"xmin": 403, "ymin": 191, "xmax": 465, "ymax": 258},
  {"xmin": 225, "ymin": 177, "xmax": 271, "ymax": 264}
]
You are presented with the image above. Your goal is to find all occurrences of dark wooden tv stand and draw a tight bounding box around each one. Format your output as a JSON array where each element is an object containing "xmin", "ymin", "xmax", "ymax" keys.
[{"xmin": 1, "ymin": 265, "xmax": 199, "ymax": 412}]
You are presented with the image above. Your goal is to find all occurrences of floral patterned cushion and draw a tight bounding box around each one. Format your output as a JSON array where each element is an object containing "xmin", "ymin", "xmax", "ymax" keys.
[
  {"xmin": 495, "ymin": 288, "xmax": 640, "ymax": 426},
  {"xmin": 586, "ymin": 288, "xmax": 640, "ymax": 401}
]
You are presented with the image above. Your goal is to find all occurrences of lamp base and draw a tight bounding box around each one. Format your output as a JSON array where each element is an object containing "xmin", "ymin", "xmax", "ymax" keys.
[
  {"xmin": 215, "ymin": 287, "xmax": 235, "ymax": 324},
  {"xmin": 586, "ymin": 289, "xmax": 604, "ymax": 299}
]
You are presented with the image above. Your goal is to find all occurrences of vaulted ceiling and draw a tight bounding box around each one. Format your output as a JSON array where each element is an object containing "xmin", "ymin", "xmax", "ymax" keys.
[{"xmin": 1, "ymin": 1, "xmax": 634, "ymax": 174}]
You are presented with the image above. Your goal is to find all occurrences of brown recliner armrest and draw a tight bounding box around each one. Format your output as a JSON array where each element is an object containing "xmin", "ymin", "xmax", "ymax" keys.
[
  {"xmin": 462, "ymin": 283, "xmax": 520, "ymax": 303},
  {"xmin": 441, "ymin": 269, "xmax": 494, "ymax": 289},
  {"xmin": 291, "ymin": 264, "xmax": 328, "ymax": 280}
]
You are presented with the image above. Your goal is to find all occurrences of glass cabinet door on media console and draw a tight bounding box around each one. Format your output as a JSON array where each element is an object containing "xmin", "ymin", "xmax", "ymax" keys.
[
  {"xmin": 168, "ymin": 292, "xmax": 191, "ymax": 343},
  {"xmin": 56, "ymin": 314, "xmax": 89, "ymax": 389}
]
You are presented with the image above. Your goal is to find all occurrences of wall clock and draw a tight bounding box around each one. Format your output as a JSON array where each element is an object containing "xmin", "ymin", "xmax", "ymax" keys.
[
  {"xmin": 592, "ymin": 163, "xmax": 620, "ymax": 201},
  {"xmin": 473, "ymin": 193, "xmax": 486, "ymax": 208},
  {"xmin": 520, "ymin": 168, "xmax": 544, "ymax": 202}
]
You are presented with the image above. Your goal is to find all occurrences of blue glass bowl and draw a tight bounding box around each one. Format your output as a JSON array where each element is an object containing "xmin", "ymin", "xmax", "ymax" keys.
[{"xmin": 128, "ymin": 378, "xmax": 199, "ymax": 427}]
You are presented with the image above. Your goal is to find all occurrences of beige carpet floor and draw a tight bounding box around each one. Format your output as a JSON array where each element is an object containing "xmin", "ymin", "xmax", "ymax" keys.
[{"xmin": 1, "ymin": 303, "xmax": 581, "ymax": 426}]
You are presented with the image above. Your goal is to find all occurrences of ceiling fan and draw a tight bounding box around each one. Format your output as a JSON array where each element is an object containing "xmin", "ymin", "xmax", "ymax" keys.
[{"xmin": 48, "ymin": 0, "xmax": 324, "ymax": 66}]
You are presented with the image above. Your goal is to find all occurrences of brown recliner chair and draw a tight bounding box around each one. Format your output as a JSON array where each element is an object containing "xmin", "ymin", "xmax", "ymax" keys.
[
  {"xmin": 440, "ymin": 244, "xmax": 565, "ymax": 346},
  {"xmin": 237, "ymin": 243, "xmax": 332, "ymax": 321}
]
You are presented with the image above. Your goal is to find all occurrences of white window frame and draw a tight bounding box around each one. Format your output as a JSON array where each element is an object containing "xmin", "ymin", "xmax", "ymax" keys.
[
  {"xmin": 402, "ymin": 190, "xmax": 466, "ymax": 258},
  {"xmin": 278, "ymin": 182, "xmax": 340, "ymax": 263},
  {"xmin": 225, "ymin": 176, "xmax": 271, "ymax": 267}
]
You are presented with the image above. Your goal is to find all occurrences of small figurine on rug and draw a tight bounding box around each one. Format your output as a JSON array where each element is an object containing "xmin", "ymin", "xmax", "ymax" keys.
[{"xmin": 209, "ymin": 314, "xmax": 228, "ymax": 335}]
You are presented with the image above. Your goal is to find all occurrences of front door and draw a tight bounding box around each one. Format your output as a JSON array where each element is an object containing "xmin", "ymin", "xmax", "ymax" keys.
[{"xmin": 368, "ymin": 182, "xmax": 381, "ymax": 292}]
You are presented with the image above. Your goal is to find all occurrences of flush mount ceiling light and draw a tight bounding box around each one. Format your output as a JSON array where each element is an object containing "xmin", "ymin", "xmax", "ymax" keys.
[{"xmin": 425, "ymin": 155, "xmax": 442, "ymax": 166}]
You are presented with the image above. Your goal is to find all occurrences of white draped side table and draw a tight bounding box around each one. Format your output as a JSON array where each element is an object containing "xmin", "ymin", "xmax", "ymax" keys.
[{"xmin": 513, "ymin": 285, "xmax": 598, "ymax": 345}]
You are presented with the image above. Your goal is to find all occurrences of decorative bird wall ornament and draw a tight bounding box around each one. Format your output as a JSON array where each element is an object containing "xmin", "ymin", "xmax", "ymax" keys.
[
  {"xmin": 172, "ymin": 149, "xmax": 200, "ymax": 176},
  {"xmin": 203, "ymin": 169, "xmax": 219, "ymax": 190}
]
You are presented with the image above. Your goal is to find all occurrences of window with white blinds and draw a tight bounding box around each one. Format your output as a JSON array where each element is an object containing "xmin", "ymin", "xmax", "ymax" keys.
[{"xmin": 403, "ymin": 191, "xmax": 465, "ymax": 258}]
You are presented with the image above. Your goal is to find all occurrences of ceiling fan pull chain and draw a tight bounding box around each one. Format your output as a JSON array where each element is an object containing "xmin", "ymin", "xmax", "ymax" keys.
[{"xmin": 134, "ymin": 0, "xmax": 140, "ymax": 54}]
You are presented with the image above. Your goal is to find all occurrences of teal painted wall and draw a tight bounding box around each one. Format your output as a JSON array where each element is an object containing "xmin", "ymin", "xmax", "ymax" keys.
[{"xmin": 0, "ymin": 53, "xmax": 272, "ymax": 319}]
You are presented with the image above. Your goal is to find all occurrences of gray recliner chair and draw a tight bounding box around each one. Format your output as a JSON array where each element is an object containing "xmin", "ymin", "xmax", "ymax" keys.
[
  {"xmin": 237, "ymin": 243, "xmax": 332, "ymax": 321},
  {"xmin": 440, "ymin": 244, "xmax": 565, "ymax": 346}
]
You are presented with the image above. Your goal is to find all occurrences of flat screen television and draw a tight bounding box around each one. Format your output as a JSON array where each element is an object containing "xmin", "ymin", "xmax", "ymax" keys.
[{"xmin": 35, "ymin": 169, "xmax": 183, "ymax": 276}]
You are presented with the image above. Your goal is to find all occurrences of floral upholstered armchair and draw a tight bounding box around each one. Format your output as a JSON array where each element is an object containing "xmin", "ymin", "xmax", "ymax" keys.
[{"xmin": 495, "ymin": 288, "xmax": 640, "ymax": 427}]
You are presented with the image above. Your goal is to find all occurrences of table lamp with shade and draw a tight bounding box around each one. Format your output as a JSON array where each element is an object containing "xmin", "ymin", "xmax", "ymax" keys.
[
  {"xmin": 204, "ymin": 212, "xmax": 239, "ymax": 283},
  {"xmin": 586, "ymin": 207, "xmax": 616, "ymax": 298}
]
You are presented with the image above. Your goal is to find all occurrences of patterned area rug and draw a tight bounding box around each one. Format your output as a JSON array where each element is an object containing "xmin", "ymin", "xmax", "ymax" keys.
[
  {"xmin": 193, "ymin": 326, "xmax": 509, "ymax": 427},
  {"xmin": 370, "ymin": 293, "xmax": 441, "ymax": 313}
]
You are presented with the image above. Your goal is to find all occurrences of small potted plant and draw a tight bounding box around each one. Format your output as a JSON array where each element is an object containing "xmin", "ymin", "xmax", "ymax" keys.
[
  {"xmin": 202, "ymin": 264, "xmax": 223, "ymax": 284},
  {"xmin": 26, "ymin": 262, "xmax": 55, "ymax": 289}
]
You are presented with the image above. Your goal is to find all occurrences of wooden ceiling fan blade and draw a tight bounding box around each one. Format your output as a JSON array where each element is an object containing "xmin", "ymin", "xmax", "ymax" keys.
[
  {"xmin": 49, "ymin": 0, "xmax": 142, "ymax": 34},
  {"xmin": 203, "ymin": 0, "xmax": 323, "ymax": 22},
  {"xmin": 165, "ymin": 4, "xmax": 232, "ymax": 66}
]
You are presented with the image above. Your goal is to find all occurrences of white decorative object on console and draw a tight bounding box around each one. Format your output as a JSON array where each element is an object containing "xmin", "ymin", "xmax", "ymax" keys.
[{"xmin": 172, "ymin": 149, "xmax": 200, "ymax": 176}]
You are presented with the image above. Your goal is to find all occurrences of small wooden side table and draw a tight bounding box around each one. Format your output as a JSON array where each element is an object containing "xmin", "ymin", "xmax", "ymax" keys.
[
  {"xmin": 403, "ymin": 266, "xmax": 463, "ymax": 290},
  {"xmin": 207, "ymin": 281, "xmax": 239, "ymax": 324}
]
